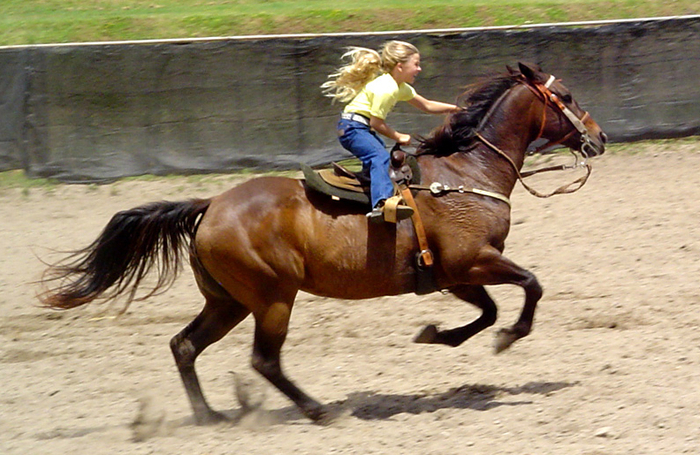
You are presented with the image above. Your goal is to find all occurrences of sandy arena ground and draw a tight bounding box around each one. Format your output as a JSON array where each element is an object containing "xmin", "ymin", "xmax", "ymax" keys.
[{"xmin": 1, "ymin": 142, "xmax": 700, "ymax": 454}]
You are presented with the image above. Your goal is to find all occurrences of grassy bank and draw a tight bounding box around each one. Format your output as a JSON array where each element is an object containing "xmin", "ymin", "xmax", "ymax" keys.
[{"xmin": 2, "ymin": 0, "xmax": 699, "ymax": 46}]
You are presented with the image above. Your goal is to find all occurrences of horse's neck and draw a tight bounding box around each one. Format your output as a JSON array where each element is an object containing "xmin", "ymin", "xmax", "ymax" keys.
[
  {"xmin": 420, "ymin": 150, "xmax": 517, "ymax": 197},
  {"xmin": 419, "ymin": 84, "xmax": 538, "ymax": 196},
  {"xmin": 477, "ymin": 85, "xmax": 536, "ymax": 171},
  {"xmin": 419, "ymin": 130, "xmax": 531, "ymax": 198}
]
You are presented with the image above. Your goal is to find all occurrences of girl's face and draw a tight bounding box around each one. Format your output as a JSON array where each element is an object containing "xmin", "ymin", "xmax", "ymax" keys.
[{"xmin": 394, "ymin": 53, "xmax": 422, "ymax": 84}]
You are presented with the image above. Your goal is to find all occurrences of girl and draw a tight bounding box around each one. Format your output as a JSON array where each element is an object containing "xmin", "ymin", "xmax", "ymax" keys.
[{"xmin": 322, "ymin": 40, "xmax": 459, "ymax": 222}]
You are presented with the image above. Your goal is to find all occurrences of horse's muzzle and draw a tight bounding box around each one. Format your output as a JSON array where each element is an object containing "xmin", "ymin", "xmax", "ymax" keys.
[{"xmin": 581, "ymin": 131, "xmax": 607, "ymax": 158}]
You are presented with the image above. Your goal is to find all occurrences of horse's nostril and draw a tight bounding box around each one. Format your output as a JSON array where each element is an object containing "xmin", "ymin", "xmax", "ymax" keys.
[{"xmin": 600, "ymin": 132, "xmax": 608, "ymax": 144}]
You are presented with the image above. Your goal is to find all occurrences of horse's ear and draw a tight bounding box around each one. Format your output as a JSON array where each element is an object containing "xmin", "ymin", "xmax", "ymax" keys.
[
  {"xmin": 506, "ymin": 64, "xmax": 519, "ymax": 76},
  {"xmin": 518, "ymin": 62, "xmax": 546, "ymax": 83}
]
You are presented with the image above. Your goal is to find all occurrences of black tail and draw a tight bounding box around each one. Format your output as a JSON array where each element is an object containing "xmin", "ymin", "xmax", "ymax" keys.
[{"xmin": 40, "ymin": 198, "xmax": 211, "ymax": 310}]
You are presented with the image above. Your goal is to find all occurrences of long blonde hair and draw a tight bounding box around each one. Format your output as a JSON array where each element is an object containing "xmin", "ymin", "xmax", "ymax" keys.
[{"xmin": 322, "ymin": 40, "xmax": 419, "ymax": 103}]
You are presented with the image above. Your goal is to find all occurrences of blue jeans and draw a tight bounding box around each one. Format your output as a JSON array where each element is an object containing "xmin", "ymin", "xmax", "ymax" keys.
[{"xmin": 337, "ymin": 118, "xmax": 393, "ymax": 208}]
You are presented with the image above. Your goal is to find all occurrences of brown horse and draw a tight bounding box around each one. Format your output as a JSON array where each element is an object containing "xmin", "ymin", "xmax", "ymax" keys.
[{"xmin": 41, "ymin": 62, "xmax": 607, "ymax": 424}]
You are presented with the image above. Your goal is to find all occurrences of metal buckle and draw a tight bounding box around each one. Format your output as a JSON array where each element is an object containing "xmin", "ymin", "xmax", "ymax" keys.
[
  {"xmin": 429, "ymin": 182, "xmax": 445, "ymax": 195},
  {"xmin": 416, "ymin": 249, "xmax": 434, "ymax": 269}
]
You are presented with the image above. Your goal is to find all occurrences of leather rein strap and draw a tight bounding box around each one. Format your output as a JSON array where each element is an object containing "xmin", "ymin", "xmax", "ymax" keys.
[
  {"xmin": 474, "ymin": 74, "xmax": 594, "ymax": 198},
  {"xmin": 475, "ymin": 131, "xmax": 592, "ymax": 198}
]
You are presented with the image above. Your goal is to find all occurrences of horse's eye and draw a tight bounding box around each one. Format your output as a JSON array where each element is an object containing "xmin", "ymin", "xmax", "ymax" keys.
[{"xmin": 561, "ymin": 94, "xmax": 572, "ymax": 104}]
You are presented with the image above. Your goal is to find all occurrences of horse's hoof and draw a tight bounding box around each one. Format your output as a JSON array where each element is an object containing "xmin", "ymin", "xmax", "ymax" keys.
[
  {"xmin": 494, "ymin": 328, "xmax": 518, "ymax": 354},
  {"xmin": 414, "ymin": 324, "xmax": 439, "ymax": 344},
  {"xmin": 305, "ymin": 405, "xmax": 334, "ymax": 425}
]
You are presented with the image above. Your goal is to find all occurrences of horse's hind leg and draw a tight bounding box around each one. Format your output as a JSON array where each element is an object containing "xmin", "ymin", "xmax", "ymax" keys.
[
  {"xmin": 170, "ymin": 296, "xmax": 250, "ymax": 425},
  {"xmin": 251, "ymin": 300, "xmax": 326, "ymax": 422},
  {"xmin": 414, "ymin": 285, "xmax": 498, "ymax": 347}
]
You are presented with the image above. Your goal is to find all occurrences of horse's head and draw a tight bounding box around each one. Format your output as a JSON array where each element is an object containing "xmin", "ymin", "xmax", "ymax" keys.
[
  {"xmin": 514, "ymin": 62, "xmax": 607, "ymax": 157},
  {"xmin": 420, "ymin": 63, "xmax": 607, "ymax": 162}
]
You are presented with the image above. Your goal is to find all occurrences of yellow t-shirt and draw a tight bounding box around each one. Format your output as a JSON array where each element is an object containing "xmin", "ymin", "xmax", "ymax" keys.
[{"xmin": 344, "ymin": 73, "xmax": 416, "ymax": 120}]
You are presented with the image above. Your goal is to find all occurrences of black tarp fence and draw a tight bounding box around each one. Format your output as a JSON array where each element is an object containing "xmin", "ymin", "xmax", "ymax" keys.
[{"xmin": 1, "ymin": 16, "xmax": 699, "ymax": 182}]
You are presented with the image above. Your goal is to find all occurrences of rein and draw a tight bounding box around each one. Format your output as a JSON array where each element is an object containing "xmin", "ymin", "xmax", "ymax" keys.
[
  {"xmin": 474, "ymin": 74, "xmax": 594, "ymax": 198},
  {"xmin": 475, "ymin": 131, "xmax": 591, "ymax": 198}
]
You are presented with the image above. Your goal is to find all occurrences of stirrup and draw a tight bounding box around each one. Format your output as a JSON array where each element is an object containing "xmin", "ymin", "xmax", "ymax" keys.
[{"xmin": 367, "ymin": 196, "xmax": 414, "ymax": 223}]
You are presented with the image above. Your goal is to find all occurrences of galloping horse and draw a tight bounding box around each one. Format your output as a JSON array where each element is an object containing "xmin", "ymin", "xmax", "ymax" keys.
[{"xmin": 41, "ymin": 62, "xmax": 607, "ymax": 424}]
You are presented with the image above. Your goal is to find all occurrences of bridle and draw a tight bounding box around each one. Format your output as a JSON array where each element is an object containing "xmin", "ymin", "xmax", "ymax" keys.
[
  {"xmin": 474, "ymin": 73, "xmax": 596, "ymax": 198},
  {"xmin": 526, "ymin": 74, "xmax": 598, "ymax": 159},
  {"xmin": 410, "ymin": 72, "xmax": 598, "ymax": 204},
  {"xmin": 404, "ymin": 73, "xmax": 596, "ymax": 271}
]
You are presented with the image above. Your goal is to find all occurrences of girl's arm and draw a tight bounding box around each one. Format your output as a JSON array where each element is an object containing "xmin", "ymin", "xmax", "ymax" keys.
[
  {"xmin": 408, "ymin": 94, "xmax": 460, "ymax": 114},
  {"xmin": 370, "ymin": 116, "xmax": 411, "ymax": 145}
]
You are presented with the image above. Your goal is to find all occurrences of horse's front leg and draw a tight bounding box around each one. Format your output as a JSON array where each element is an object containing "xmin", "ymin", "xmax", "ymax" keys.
[
  {"xmin": 470, "ymin": 246, "xmax": 543, "ymax": 353},
  {"xmin": 414, "ymin": 284, "xmax": 498, "ymax": 347},
  {"xmin": 418, "ymin": 246, "xmax": 542, "ymax": 353}
]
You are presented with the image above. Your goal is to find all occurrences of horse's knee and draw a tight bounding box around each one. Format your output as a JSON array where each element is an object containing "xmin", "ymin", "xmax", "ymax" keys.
[
  {"xmin": 170, "ymin": 332, "xmax": 197, "ymax": 367},
  {"xmin": 523, "ymin": 274, "xmax": 543, "ymax": 302}
]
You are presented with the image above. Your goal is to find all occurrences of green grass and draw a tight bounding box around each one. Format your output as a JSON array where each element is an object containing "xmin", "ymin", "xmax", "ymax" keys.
[
  {"xmin": 604, "ymin": 136, "xmax": 700, "ymax": 155},
  {"xmin": 0, "ymin": 168, "xmax": 302, "ymax": 191},
  {"xmin": 2, "ymin": 0, "xmax": 699, "ymax": 46},
  {"xmin": 0, "ymin": 170, "xmax": 58, "ymax": 189}
]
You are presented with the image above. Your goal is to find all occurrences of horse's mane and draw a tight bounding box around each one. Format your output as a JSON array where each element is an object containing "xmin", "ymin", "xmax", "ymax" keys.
[{"xmin": 418, "ymin": 72, "xmax": 520, "ymax": 156}]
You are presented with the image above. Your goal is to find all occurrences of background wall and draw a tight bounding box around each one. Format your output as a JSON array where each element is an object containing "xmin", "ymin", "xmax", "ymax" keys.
[{"xmin": 1, "ymin": 16, "xmax": 698, "ymax": 182}]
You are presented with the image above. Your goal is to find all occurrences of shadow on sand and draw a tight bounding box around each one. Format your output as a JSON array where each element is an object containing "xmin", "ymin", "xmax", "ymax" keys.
[
  {"xmin": 335, "ymin": 380, "xmax": 578, "ymax": 420},
  {"xmin": 242, "ymin": 380, "xmax": 579, "ymax": 424},
  {"xmin": 32, "ymin": 380, "xmax": 578, "ymax": 441}
]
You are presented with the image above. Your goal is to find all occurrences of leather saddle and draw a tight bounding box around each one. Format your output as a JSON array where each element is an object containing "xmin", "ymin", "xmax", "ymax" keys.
[
  {"xmin": 301, "ymin": 148, "xmax": 436, "ymax": 295},
  {"xmin": 302, "ymin": 149, "xmax": 421, "ymax": 206}
]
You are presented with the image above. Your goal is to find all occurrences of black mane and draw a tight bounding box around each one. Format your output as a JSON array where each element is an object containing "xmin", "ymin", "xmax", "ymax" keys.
[{"xmin": 419, "ymin": 73, "xmax": 520, "ymax": 156}]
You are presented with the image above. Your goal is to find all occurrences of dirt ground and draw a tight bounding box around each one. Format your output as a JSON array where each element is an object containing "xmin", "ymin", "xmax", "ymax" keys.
[{"xmin": 2, "ymin": 142, "xmax": 700, "ymax": 455}]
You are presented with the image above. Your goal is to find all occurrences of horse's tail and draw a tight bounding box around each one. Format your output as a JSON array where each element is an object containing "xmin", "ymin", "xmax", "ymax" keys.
[{"xmin": 40, "ymin": 198, "xmax": 211, "ymax": 310}]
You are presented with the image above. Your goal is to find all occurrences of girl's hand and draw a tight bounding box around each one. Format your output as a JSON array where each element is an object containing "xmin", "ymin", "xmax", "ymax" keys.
[{"xmin": 397, "ymin": 133, "xmax": 411, "ymax": 145}]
